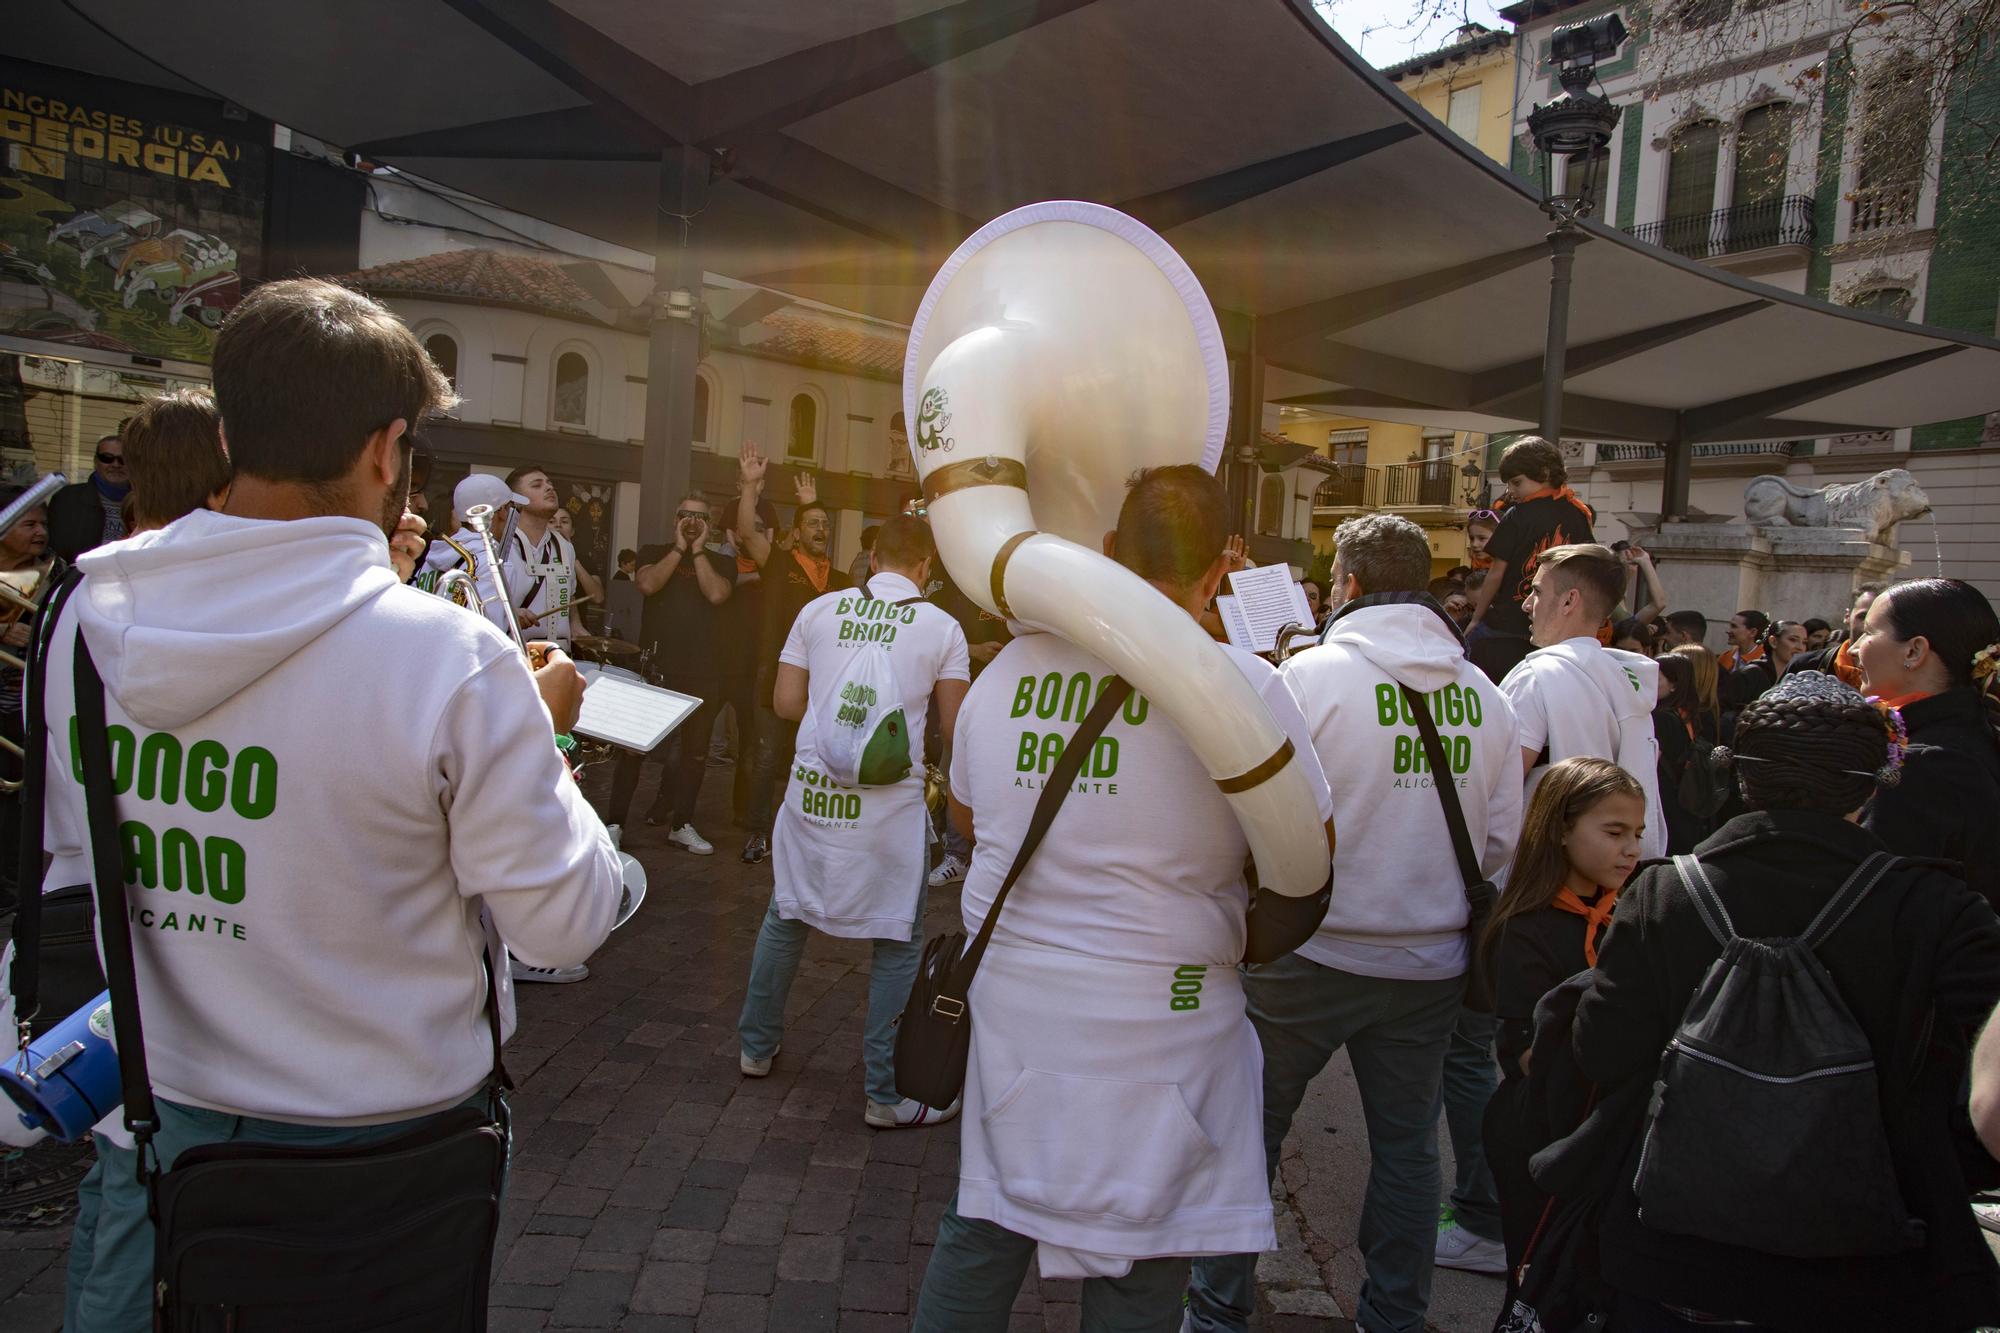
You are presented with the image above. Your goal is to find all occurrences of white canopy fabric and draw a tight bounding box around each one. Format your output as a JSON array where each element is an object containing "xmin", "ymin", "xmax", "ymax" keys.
[{"xmin": 27, "ymin": 0, "xmax": 2000, "ymax": 446}]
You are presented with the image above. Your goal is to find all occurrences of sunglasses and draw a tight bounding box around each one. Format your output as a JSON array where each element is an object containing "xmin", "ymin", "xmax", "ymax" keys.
[
  {"xmin": 95, "ymin": 451, "xmax": 124, "ymax": 465},
  {"xmin": 398, "ymin": 426, "xmax": 433, "ymax": 494},
  {"xmin": 676, "ymin": 509, "xmax": 709, "ymax": 522},
  {"xmin": 1466, "ymin": 509, "xmax": 1498, "ymax": 525}
]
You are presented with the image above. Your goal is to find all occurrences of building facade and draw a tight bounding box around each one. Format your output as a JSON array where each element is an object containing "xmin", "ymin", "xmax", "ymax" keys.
[{"xmin": 1500, "ymin": 0, "xmax": 2000, "ymax": 606}]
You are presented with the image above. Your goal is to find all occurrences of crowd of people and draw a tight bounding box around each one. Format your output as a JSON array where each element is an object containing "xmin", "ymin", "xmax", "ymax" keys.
[{"xmin": 3, "ymin": 282, "xmax": 2000, "ymax": 1333}]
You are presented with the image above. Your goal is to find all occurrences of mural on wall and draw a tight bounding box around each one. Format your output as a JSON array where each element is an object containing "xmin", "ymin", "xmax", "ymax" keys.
[
  {"xmin": 559, "ymin": 477, "xmax": 616, "ymax": 581},
  {"xmin": 0, "ymin": 58, "xmax": 267, "ymax": 363}
]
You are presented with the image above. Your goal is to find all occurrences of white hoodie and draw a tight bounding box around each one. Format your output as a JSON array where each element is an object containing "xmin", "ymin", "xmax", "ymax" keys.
[
  {"xmin": 1501, "ymin": 636, "xmax": 1666, "ymax": 861},
  {"xmin": 40, "ymin": 511, "xmax": 620, "ymax": 1125},
  {"xmin": 1281, "ymin": 602, "xmax": 1524, "ymax": 980}
]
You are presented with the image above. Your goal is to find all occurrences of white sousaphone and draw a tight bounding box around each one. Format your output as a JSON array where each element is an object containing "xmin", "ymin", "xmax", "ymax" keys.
[{"xmin": 903, "ymin": 201, "xmax": 1328, "ymax": 898}]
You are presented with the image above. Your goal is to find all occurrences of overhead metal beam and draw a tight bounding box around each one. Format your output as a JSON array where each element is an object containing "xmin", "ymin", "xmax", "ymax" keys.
[
  {"xmin": 1118, "ymin": 124, "xmax": 1419, "ymax": 233},
  {"xmin": 356, "ymin": 106, "xmax": 660, "ymax": 161},
  {"xmin": 1677, "ymin": 345, "xmax": 1964, "ymax": 441},
  {"xmin": 1257, "ymin": 242, "xmax": 1552, "ymax": 349},
  {"xmin": 1465, "ymin": 299, "xmax": 1772, "ymax": 410},
  {"xmin": 1267, "ymin": 342, "xmax": 1471, "ymax": 409},
  {"xmin": 441, "ymin": 0, "xmax": 696, "ymax": 143},
  {"xmin": 725, "ymin": 132, "xmax": 976, "ymax": 250},
  {"xmin": 697, "ymin": 0, "xmax": 1108, "ymax": 142},
  {"xmin": 1297, "ymin": 387, "xmax": 1674, "ymax": 442}
]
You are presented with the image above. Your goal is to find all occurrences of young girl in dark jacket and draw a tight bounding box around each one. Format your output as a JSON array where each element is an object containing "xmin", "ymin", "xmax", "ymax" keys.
[
  {"xmin": 1855, "ymin": 577, "xmax": 2000, "ymax": 912},
  {"xmin": 1479, "ymin": 757, "xmax": 1647, "ymax": 1270}
]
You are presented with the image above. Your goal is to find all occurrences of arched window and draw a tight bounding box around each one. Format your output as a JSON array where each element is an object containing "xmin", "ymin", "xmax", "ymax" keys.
[
  {"xmin": 1731, "ymin": 103, "xmax": 1791, "ymax": 210},
  {"xmin": 423, "ymin": 333, "xmax": 458, "ymax": 390},
  {"xmin": 787, "ymin": 392, "xmax": 818, "ymax": 461},
  {"xmin": 887, "ymin": 410, "xmax": 912, "ymax": 479},
  {"xmin": 692, "ymin": 373, "xmax": 710, "ymax": 445},
  {"xmin": 1257, "ymin": 475, "xmax": 1287, "ymax": 537},
  {"xmin": 1847, "ymin": 286, "xmax": 1915, "ymax": 321},
  {"xmin": 553, "ymin": 351, "xmax": 589, "ymax": 429},
  {"xmin": 1853, "ymin": 54, "xmax": 1926, "ymax": 234},
  {"xmin": 1663, "ymin": 120, "xmax": 1722, "ymax": 254}
]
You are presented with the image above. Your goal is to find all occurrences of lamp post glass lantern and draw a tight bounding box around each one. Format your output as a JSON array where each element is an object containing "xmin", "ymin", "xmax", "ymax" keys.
[{"xmin": 1529, "ymin": 14, "xmax": 1626, "ymax": 447}]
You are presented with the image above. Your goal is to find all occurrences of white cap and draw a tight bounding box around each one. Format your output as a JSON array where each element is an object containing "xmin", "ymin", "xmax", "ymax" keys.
[{"xmin": 454, "ymin": 473, "xmax": 531, "ymax": 519}]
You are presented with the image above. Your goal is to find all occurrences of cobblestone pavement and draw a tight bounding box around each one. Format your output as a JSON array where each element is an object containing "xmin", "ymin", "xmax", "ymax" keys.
[{"xmin": 1, "ymin": 757, "xmax": 1515, "ymax": 1332}]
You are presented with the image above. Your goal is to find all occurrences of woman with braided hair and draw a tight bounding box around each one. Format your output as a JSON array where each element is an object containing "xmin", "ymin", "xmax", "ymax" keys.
[
  {"xmin": 1572, "ymin": 673, "xmax": 2000, "ymax": 1332},
  {"xmin": 1855, "ymin": 577, "xmax": 2000, "ymax": 912}
]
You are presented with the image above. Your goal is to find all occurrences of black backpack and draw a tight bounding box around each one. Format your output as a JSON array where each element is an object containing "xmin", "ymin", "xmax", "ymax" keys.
[{"xmin": 1633, "ymin": 852, "xmax": 1924, "ymax": 1258}]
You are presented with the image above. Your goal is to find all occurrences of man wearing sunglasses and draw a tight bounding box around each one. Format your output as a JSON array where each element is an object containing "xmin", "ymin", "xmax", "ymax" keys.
[{"xmin": 48, "ymin": 431, "xmax": 132, "ymax": 561}]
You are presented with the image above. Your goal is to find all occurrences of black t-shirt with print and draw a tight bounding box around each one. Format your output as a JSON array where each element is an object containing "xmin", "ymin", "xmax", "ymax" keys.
[
  {"xmin": 1482, "ymin": 494, "xmax": 1595, "ymax": 637},
  {"xmin": 757, "ymin": 550, "xmax": 851, "ymax": 705},
  {"xmin": 636, "ymin": 543, "xmax": 737, "ymax": 686}
]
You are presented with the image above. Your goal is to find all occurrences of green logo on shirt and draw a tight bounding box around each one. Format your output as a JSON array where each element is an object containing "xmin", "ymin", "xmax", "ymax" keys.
[{"xmin": 1170, "ymin": 965, "xmax": 1206, "ymax": 1012}]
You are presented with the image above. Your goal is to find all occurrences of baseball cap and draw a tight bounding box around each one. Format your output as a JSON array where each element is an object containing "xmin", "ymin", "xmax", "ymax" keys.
[{"xmin": 454, "ymin": 473, "xmax": 531, "ymax": 518}]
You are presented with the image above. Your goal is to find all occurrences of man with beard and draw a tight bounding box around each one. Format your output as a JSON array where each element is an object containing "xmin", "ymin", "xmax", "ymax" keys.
[
  {"xmin": 736, "ymin": 462, "xmax": 850, "ymax": 865},
  {"xmin": 500, "ymin": 466, "xmax": 581, "ymax": 652},
  {"xmin": 47, "ymin": 278, "xmax": 619, "ymax": 1330}
]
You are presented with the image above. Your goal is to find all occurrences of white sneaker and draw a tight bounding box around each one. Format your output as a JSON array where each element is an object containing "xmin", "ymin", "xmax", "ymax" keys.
[
  {"xmin": 1434, "ymin": 1214, "xmax": 1505, "ymax": 1275},
  {"xmin": 927, "ymin": 854, "xmax": 966, "ymax": 888},
  {"xmin": 1975, "ymin": 1200, "xmax": 2000, "ymax": 1235},
  {"xmin": 603, "ymin": 822, "xmax": 622, "ymax": 850},
  {"xmin": 668, "ymin": 824, "xmax": 714, "ymax": 855},
  {"xmin": 511, "ymin": 959, "xmax": 589, "ymax": 984},
  {"xmin": 864, "ymin": 1096, "xmax": 961, "ymax": 1129},
  {"xmin": 740, "ymin": 1044, "xmax": 779, "ymax": 1078}
]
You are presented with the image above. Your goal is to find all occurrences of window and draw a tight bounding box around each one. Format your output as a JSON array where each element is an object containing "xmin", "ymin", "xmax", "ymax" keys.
[
  {"xmin": 1853, "ymin": 55, "xmax": 1926, "ymax": 234},
  {"xmin": 1422, "ymin": 433, "xmax": 1454, "ymax": 462},
  {"xmin": 553, "ymin": 351, "xmax": 589, "ymax": 429},
  {"xmin": 787, "ymin": 393, "xmax": 819, "ymax": 461},
  {"xmin": 887, "ymin": 410, "xmax": 912, "ymax": 480},
  {"xmin": 691, "ymin": 373, "xmax": 710, "ymax": 445},
  {"xmin": 1847, "ymin": 286, "xmax": 1915, "ymax": 321},
  {"xmin": 1665, "ymin": 121, "xmax": 1722, "ymax": 221},
  {"xmin": 1257, "ymin": 475, "xmax": 1288, "ymax": 537},
  {"xmin": 1731, "ymin": 103, "xmax": 1791, "ymax": 211},
  {"xmin": 1565, "ymin": 146, "xmax": 1611, "ymax": 215},
  {"xmin": 1446, "ymin": 85, "xmax": 1481, "ymax": 143},
  {"xmin": 1327, "ymin": 427, "xmax": 1368, "ymax": 467},
  {"xmin": 1668, "ymin": 0, "xmax": 1730, "ymax": 29},
  {"xmin": 423, "ymin": 333, "xmax": 458, "ymax": 390}
]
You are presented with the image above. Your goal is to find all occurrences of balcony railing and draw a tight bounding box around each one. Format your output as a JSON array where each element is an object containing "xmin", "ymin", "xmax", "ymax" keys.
[
  {"xmin": 1312, "ymin": 458, "xmax": 1461, "ymax": 511},
  {"xmin": 1850, "ymin": 180, "xmax": 1919, "ymax": 236},
  {"xmin": 1629, "ymin": 194, "xmax": 1815, "ymax": 258}
]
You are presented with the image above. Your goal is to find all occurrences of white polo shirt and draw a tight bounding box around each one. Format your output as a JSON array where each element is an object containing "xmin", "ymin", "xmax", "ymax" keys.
[{"xmin": 504, "ymin": 525, "xmax": 576, "ymax": 647}]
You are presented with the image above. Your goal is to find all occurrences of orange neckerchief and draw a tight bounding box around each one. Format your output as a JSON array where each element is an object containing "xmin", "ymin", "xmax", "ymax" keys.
[
  {"xmin": 1719, "ymin": 643, "xmax": 1766, "ymax": 672},
  {"xmin": 1468, "ymin": 550, "xmax": 1494, "ymax": 572},
  {"xmin": 791, "ymin": 547, "xmax": 831, "ymax": 594},
  {"xmin": 1831, "ymin": 638, "xmax": 1863, "ymax": 689},
  {"xmin": 1516, "ymin": 483, "xmax": 1595, "ymax": 526},
  {"xmin": 1552, "ymin": 886, "xmax": 1621, "ymax": 967},
  {"xmin": 1873, "ymin": 689, "xmax": 1935, "ymax": 711}
]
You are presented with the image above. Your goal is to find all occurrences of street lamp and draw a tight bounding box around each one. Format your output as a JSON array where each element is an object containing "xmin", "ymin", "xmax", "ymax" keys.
[
  {"xmin": 1527, "ymin": 14, "xmax": 1626, "ymax": 447},
  {"xmin": 1460, "ymin": 455, "xmax": 1487, "ymax": 508}
]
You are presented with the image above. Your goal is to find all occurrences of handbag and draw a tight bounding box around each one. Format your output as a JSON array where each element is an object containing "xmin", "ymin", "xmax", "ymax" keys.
[
  {"xmin": 72, "ymin": 634, "xmax": 512, "ymax": 1333},
  {"xmin": 6, "ymin": 567, "xmax": 102, "ymax": 1039},
  {"xmin": 1400, "ymin": 684, "xmax": 1499, "ymax": 1013},
  {"xmin": 895, "ymin": 677, "xmax": 1132, "ymax": 1110}
]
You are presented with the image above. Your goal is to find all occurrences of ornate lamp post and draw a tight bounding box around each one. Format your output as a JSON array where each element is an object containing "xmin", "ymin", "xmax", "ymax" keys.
[{"xmin": 1528, "ymin": 14, "xmax": 1626, "ymax": 446}]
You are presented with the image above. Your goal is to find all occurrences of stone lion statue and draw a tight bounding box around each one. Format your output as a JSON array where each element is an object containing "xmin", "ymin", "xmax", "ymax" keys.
[{"xmin": 1741, "ymin": 468, "xmax": 1930, "ymax": 545}]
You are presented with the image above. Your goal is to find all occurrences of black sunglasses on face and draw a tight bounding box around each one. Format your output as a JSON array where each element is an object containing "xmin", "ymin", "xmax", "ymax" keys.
[
  {"xmin": 96, "ymin": 451, "xmax": 124, "ymax": 465},
  {"xmin": 676, "ymin": 509, "xmax": 709, "ymax": 522}
]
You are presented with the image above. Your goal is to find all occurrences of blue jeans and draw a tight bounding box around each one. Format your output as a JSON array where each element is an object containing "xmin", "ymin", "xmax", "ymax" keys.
[
  {"xmin": 66, "ymin": 1091, "xmax": 502, "ymax": 1333},
  {"xmin": 1438, "ymin": 1005, "xmax": 1502, "ymax": 1241},
  {"xmin": 737, "ymin": 891, "xmax": 923, "ymax": 1105},
  {"xmin": 1186, "ymin": 955, "xmax": 1464, "ymax": 1333},
  {"xmin": 913, "ymin": 1191, "xmax": 1188, "ymax": 1332}
]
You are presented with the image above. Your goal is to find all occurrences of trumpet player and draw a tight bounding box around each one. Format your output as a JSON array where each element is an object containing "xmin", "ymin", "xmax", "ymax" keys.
[
  {"xmin": 422, "ymin": 472, "xmax": 531, "ymax": 636},
  {"xmin": 49, "ymin": 278, "xmax": 620, "ymax": 1332}
]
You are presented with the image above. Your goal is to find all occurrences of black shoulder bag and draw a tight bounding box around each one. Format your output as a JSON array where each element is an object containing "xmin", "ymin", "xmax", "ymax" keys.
[
  {"xmin": 1400, "ymin": 684, "xmax": 1498, "ymax": 1014},
  {"xmin": 74, "ymin": 636, "xmax": 512, "ymax": 1333},
  {"xmin": 7, "ymin": 566, "xmax": 100, "ymax": 1040},
  {"xmin": 896, "ymin": 678, "xmax": 1132, "ymax": 1110}
]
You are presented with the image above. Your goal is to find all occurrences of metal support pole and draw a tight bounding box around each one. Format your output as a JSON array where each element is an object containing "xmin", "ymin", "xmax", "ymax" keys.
[
  {"xmin": 1228, "ymin": 319, "xmax": 1266, "ymax": 536},
  {"xmin": 1539, "ymin": 225, "xmax": 1581, "ymax": 445},
  {"xmin": 639, "ymin": 145, "xmax": 710, "ymax": 544},
  {"xmin": 1662, "ymin": 420, "xmax": 1693, "ymax": 522}
]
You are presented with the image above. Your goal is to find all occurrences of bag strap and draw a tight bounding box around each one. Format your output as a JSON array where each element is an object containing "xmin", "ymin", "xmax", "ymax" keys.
[
  {"xmin": 71, "ymin": 634, "xmax": 510, "ymax": 1147},
  {"xmin": 1672, "ymin": 854, "xmax": 1737, "ymax": 947},
  {"xmin": 1398, "ymin": 685, "xmax": 1481, "ymax": 890},
  {"xmin": 72, "ymin": 631, "xmax": 161, "ymax": 1159},
  {"xmin": 1802, "ymin": 851, "xmax": 1901, "ymax": 949},
  {"xmin": 949, "ymin": 677, "xmax": 1133, "ymax": 991},
  {"xmin": 8, "ymin": 566, "xmax": 83, "ymax": 1036}
]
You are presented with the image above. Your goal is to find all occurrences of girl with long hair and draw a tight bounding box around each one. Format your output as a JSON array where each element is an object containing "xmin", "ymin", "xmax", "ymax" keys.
[
  {"xmin": 1480, "ymin": 757, "xmax": 1647, "ymax": 1266},
  {"xmin": 1856, "ymin": 577, "xmax": 2000, "ymax": 910},
  {"xmin": 1668, "ymin": 643, "xmax": 1721, "ymax": 742},
  {"xmin": 1652, "ymin": 653, "xmax": 1715, "ymax": 853}
]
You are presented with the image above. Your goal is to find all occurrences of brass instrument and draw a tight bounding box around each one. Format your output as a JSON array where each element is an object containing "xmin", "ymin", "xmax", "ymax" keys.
[
  {"xmin": 0, "ymin": 475, "xmax": 67, "ymax": 793},
  {"xmin": 463, "ymin": 503, "xmax": 526, "ymax": 650}
]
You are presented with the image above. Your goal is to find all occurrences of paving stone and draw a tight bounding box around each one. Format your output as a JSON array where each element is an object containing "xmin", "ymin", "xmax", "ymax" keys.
[
  {"xmin": 573, "ymin": 1250, "xmax": 642, "ymax": 1274},
  {"xmin": 661, "ymin": 1185, "xmax": 733, "ymax": 1232},
  {"xmin": 696, "ymin": 1127, "xmax": 763, "ymax": 1164},
  {"xmin": 736, "ymin": 1171, "xmax": 802, "ymax": 1205},
  {"xmin": 490, "ymin": 1282, "xmax": 563, "ymax": 1311},
  {"xmin": 646, "ymin": 1229, "xmax": 718, "ymax": 1265},
  {"xmin": 692, "ymin": 1293, "xmax": 767, "ymax": 1333},
  {"xmin": 608, "ymin": 1165, "xmax": 681, "ymax": 1210},
  {"xmin": 809, "ymin": 1132, "xmax": 870, "ymax": 1168},
  {"xmin": 682, "ymin": 1159, "xmax": 747, "ymax": 1191},
  {"xmin": 800, "ymin": 1164, "xmax": 862, "ymax": 1195},
  {"xmin": 842, "ymin": 1214, "xmax": 908, "ymax": 1264},
  {"xmin": 615, "ymin": 1317, "xmax": 694, "ymax": 1333},
  {"xmin": 488, "ymin": 1308, "xmax": 551, "ymax": 1332},
  {"xmin": 499, "ymin": 1234, "xmax": 583, "ymax": 1286},
  {"xmin": 839, "ymin": 1260, "xmax": 910, "ymax": 1314},
  {"xmin": 540, "ymin": 1184, "xmax": 613, "ymax": 1218},
  {"xmin": 586, "ymin": 1206, "xmax": 665, "ymax": 1254},
  {"xmin": 528, "ymin": 1213, "xmax": 597, "ymax": 1238},
  {"xmin": 776, "ymin": 1232, "xmax": 844, "ymax": 1284},
  {"xmin": 768, "ymin": 1279, "xmax": 839, "ymax": 1330},
  {"xmin": 786, "ymin": 1191, "xmax": 855, "ymax": 1235},
  {"xmin": 702, "ymin": 1243, "xmax": 776, "ymax": 1296},
  {"xmin": 860, "ymin": 1160, "xmax": 919, "ymax": 1193},
  {"xmin": 851, "ymin": 1186, "xmax": 914, "ymax": 1223},
  {"xmin": 627, "ymin": 1262, "xmax": 704, "ymax": 1317}
]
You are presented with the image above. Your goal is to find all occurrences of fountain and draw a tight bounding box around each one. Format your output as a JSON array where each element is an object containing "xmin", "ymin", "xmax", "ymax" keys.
[{"xmin": 1636, "ymin": 469, "xmax": 1927, "ymax": 638}]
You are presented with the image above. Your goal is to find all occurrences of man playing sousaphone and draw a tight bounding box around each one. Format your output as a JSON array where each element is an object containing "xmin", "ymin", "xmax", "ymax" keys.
[{"xmin": 47, "ymin": 278, "xmax": 622, "ymax": 1330}]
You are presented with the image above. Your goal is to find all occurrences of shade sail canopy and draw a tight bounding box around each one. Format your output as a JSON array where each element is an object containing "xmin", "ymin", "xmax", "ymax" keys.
[{"xmin": 27, "ymin": 0, "xmax": 2000, "ymax": 443}]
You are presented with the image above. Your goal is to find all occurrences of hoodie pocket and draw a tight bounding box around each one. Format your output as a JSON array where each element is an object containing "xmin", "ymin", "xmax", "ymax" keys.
[{"xmin": 981, "ymin": 1068, "xmax": 1217, "ymax": 1222}]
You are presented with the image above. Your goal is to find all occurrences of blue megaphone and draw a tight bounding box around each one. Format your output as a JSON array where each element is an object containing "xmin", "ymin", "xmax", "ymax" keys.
[{"xmin": 0, "ymin": 990, "xmax": 122, "ymax": 1141}]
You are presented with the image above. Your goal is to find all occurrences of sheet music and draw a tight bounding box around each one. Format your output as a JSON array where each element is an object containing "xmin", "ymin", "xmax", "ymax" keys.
[
  {"xmin": 1218, "ymin": 565, "xmax": 1315, "ymax": 654},
  {"xmin": 571, "ymin": 667, "xmax": 702, "ymax": 751}
]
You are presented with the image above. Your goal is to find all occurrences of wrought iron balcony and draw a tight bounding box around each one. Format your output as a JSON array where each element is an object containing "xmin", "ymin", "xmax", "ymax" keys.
[
  {"xmin": 1629, "ymin": 194, "xmax": 1815, "ymax": 259},
  {"xmin": 1312, "ymin": 458, "xmax": 1464, "ymax": 512}
]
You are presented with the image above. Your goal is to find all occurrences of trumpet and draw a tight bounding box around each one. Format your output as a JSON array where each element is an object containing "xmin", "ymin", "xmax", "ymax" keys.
[{"xmin": 463, "ymin": 503, "xmax": 526, "ymax": 650}]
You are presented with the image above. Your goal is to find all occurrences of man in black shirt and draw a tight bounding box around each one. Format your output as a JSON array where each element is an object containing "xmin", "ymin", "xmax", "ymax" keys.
[
  {"xmin": 603, "ymin": 493, "xmax": 734, "ymax": 852},
  {"xmin": 734, "ymin": 442, "xmax": 848, "ymax": 864},
  {"xmin": 1466, "ymin": 436, "xmax": 1595, "ymax": 682}
]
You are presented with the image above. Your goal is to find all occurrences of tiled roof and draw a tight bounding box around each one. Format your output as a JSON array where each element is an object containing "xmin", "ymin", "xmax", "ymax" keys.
[
  {"xmin": 340, "ymin": 249, "xmax": 631, "ymax": 328},
  {"xmin": 742, "ymin": 311, "xmax": 907, "ymax": 378},
  {"xmin": 1381, "ymin": 24, "xmax": 1512, "ymax": 80}
]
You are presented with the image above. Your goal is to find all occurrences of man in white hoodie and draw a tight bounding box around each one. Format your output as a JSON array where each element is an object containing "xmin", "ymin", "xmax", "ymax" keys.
[
  {"xmin": 1188, "ymin": 514, "xmax": 1522, "ymax": 1333},
  {"xmin": 51, "ymin": 278, "xmax": 622, "ymax": 1332}
]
